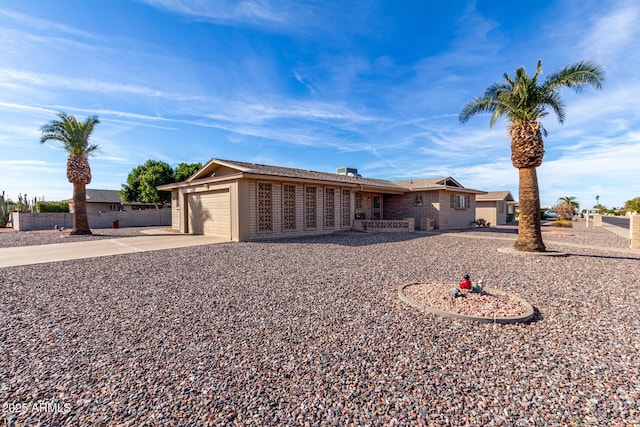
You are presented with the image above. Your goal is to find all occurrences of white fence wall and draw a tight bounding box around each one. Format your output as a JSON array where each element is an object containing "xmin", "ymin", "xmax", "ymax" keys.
[{"xmin": 11, "ymin": 210, "xmax": 171, "ymax": 231}]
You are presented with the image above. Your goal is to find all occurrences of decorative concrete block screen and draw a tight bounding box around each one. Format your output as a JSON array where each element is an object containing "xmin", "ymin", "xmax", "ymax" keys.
[
  {"xmin": 11, "ymin": 209, "xmax": 171, "ymax": 231},
  {"xmin": 282, "ymin": 184, "xmax": 296, "ymax": 230},
  {"xmin": 354, "ymin": 219, "xmax": 415, "ymax": 232}
]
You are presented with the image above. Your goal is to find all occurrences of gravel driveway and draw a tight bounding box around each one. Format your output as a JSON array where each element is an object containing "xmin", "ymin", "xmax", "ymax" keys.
[{"xmin": 1, "ymin": 224, "xmax": 639, "ymax": 425}]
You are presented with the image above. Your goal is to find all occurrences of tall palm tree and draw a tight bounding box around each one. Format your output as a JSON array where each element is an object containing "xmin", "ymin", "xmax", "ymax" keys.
[
  {"xmin": 459, "ymin": 60, "xmax": 605, "ymax": 251},
  {"xmin": 40, "ymin": 112, "xmax": 100, "ymax": 235}
]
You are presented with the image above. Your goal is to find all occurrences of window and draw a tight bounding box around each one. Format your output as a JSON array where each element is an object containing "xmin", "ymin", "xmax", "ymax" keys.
[
  {"xmin": 498, "ymin": 201, "xmax": 505, "ymax": 213},
  {"xmin": 342, "ymin": 190, "xmax": 351, "ymax": 226},
  {"xmin": 451, "ymin": 194, "xmax": 469, "ymax": 209},
  {"xmin": 305, "ymin": 186, "xmax": 316, "ymax": 228},
  {"xmin": 258, "ymin": 183, "xmax": 272, "ymax": 231},
  {"xmin": 283, "ymin": 184, "xmax": 296, "ymax": 230},
  {"xmin": 325, "ymin": 188, "xmax": 335, "ymax": 227},
  {"xmin": 414, "ymin": 195, "xmax": 423, "ymax": 205}
]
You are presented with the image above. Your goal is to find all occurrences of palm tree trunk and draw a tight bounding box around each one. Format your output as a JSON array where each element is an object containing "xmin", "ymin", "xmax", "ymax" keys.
[
  {"xmin": 71, "ymin": 183, "xmax": 92, "ymax": 235},
  {"xmin": 515, "ymin": 167, "xmax": 545, "ymax": 252}
]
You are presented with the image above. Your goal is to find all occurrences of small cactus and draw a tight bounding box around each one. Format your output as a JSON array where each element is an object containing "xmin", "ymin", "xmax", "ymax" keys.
[{"xmin": 0, "ymin": 193, "xmax": 9, "ymax": 227}]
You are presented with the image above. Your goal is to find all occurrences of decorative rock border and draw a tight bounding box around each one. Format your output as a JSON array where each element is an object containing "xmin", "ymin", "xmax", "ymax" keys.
[
  {"xmin": 398, "ymin": 283, "xmax": 535, "ymax": 324},
  {"xmin": 497, "ymin": 247, "xmax": 568, "ymax": 257}
]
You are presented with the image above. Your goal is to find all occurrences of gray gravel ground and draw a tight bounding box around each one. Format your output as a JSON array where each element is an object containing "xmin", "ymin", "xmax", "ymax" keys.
[
  {"xmin": 1, "ymin": 223, "xmax": 639, "ymax": 425},
  {"xmin": 0, "ymin": 227, "xmax": 160, "ymax": 249}
]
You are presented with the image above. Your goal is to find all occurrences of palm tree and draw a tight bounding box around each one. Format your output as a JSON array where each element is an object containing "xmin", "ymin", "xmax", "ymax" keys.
[
  {"xmin": 459, "ymin": 60, "xmax": 605, "ymax": 251},
  {"xmin": 40, "ymin": 112, "xmax": 100, "ymax": 235},
  {"xmin": 556, "ymin": 196, "xmax": 579, "ymax": 219},
  {"xmin": 625, "ymin": 197, "xmax": 640, "ymax": 214}
]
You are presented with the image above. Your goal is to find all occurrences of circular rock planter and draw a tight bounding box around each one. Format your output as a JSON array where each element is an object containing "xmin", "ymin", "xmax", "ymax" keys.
[{"xmin": 398, "ymin": 283, "xmax": 535, "ymax": 324}]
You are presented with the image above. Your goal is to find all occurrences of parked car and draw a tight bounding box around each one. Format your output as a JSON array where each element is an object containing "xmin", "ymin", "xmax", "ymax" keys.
[{"xmin": 543, "ymin": 210, "xmax": 559, "ymax": 220}]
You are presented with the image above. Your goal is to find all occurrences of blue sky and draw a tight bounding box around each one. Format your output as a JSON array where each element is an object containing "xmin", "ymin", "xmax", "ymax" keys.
[{"xmin": 1, "ymin": 0, "xmax": 638, "ymax": 209}]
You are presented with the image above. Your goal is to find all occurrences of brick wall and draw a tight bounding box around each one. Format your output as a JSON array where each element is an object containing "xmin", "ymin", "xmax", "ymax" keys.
[
  {"xmin": 383, "ymin": 192, "xmax": 440, "ymax": 229},
  {"xmin": 438, "ymin": 192, "xmax": 476, "ymax": 229}
]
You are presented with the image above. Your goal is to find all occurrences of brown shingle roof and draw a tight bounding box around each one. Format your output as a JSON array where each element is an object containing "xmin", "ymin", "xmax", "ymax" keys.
[
  {"xmin": 207, "ymin": 159, "xmax": 407, "ymax": 190},
  {"xmin": 393, "ymin": 177, "xmax": 459, "ymax": 190},
  {"xmin": 476, "ymin": 191, "xmax": 514, "ymax": 201},
  {"xmin": 160, "ymin": 158, "xmax": 484, "ymax": 194}
]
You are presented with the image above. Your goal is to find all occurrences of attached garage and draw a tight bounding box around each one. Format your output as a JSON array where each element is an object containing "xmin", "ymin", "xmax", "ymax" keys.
[{"xmin": 188, "ymin": 189, "xmax": 231, "ymax": 238}]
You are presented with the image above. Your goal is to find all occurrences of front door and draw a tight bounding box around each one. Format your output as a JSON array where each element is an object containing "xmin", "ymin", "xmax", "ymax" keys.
[{"xmin": 372, "ymin": 195, "xmax": 381, "ymax": 220}]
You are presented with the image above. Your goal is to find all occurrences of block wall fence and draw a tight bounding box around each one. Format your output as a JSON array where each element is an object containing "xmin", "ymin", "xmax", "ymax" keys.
[{"xmin": 10, "ymin": 209, "xmax": 171, "ymax": 231}]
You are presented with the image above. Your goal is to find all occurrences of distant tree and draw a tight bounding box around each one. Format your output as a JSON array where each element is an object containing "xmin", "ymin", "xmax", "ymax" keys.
[
  {"xmin": 174, "ymin": 162, "xmax": 202, "ymax": 182},
  {"xmin": 459, "ymin": 60, "xmax": 605, "ymax": 252},
  {"xmin": 624, "ymin": 197, "xmax": 640, "ymax": 213},
  {"xmin": 121, "ymin": 160, "xmax": 174, "ymax": 206},
  {"xmin": 593, "ymin": 203, "xmax": 606, "ymax": 214},
  {"xmin": 555, "ymin": 196, "xmax": 579, "ymax": 219},
  {"xmin": 40, "ymin": 112, "xmax": 100, "ymax": 235}
]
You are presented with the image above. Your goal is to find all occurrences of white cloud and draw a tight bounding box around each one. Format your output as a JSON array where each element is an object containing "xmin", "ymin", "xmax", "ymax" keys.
[
  {"xmin": 138, "ymin": 0, "xmax": 288, "ymax": 25},
  {"xmin": 0, "ymin": 8, "xmax": 100, "ymax": 41},
  {"xmin": 0, "ymin": 69, "xmax": 203, "ymax": 101},
  {"xmin": 585, "ymin": 5, "xmax": 640, "ymax": 60}
]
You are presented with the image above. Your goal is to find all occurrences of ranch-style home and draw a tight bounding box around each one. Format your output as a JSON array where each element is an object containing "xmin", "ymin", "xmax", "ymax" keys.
[
  {"xmin": 66, "ymin": 189, "xmax": 160, "ymax": 214},
  {"xmin": 157, "ymin": 158, "xmax": 485, "ymax": 241}
]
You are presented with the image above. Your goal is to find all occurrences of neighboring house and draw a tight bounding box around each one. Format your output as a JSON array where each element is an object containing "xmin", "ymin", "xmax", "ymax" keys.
[
  {"xmin": 67, "ymin": 189, "xmax": 160, "ymax": 214},
  {"xmin": 157, "ymin": 159, "xmax": 484, "ymax": 242},
  {"xmin": 475, "ymin": 191, "xmax": 516, "ymax": 225}
]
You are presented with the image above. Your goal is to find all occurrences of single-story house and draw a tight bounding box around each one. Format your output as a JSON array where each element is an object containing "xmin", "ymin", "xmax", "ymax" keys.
[
  {"xmin": 158, "ymin": 159, "xmax": 484, "ymax": 242},
  {"xmin": 475, "ymin": 190, "xmax": 516, "ymax": 225},
  {"xmin": 67, "ymin": 189, "xmax": 160, "ymax": 214}
]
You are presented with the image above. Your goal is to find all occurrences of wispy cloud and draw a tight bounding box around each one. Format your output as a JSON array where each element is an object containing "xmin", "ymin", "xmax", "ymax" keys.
[
  {"xmin": 0, "ymin": 8, "xmax": 101, "ymax": 41},
  {"xmin": 585, "ymin": 5, "xmax": 640, "ymax": 61},
  {"xmin": 136, "ymin": 0, "xmax": 361, "ymax": 36},
  {"xmin": 138, "ymin": 0, "xmax": 288, "ymax": 25},
  {"xmin": 0, "ymin": 69, "xmax": 204, "ymax": 101}
]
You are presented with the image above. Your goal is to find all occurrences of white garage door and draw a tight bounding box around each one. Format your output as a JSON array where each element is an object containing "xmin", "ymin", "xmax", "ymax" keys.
[{"xmin": 188, "ymin": 189, "xmax": 231, "ymax": 238}]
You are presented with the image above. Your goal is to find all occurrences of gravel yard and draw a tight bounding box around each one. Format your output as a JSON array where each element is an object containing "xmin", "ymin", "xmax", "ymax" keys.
[
  {"xmin": 0, "ymin": 227, "xmax": 161, "ymax": 249},
  {"xmin": 1, "ymin": 224, "xmax": 639, "ymax": 425}
]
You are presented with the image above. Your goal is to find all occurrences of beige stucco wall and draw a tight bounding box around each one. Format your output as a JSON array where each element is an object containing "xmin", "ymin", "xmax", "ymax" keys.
[
  {"xmin": 630, "ymin": 214, "xmax": 639, "ymax": 249},
  {"xmin": 476, "ymin": 200, "xmax": 507, "ymax": 225},
  {"xmin": 171, "ymin": 190, "xmax": 180, "ymax": 229},
  {"xmin": 476, "ymin": 203, "xmax": 497, "ymax": 225}
]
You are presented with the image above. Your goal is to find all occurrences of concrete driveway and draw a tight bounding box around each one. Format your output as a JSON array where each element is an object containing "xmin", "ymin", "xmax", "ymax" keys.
[{"xmin": 0, "ymin": 232, "xmax": 229, "ymax": 268}]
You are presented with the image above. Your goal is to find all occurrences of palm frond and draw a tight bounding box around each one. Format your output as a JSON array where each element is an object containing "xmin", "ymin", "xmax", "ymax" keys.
[
  {"xmin": 459, "ymin": 95, "xmax": 498, "ymax": 124},
  {"xmin": 544, "ymin": 60, "xmax": 605, "ymax": 92}
]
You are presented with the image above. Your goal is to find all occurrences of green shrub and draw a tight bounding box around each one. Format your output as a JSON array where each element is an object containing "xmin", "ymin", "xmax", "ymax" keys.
[
  {"xmin": 35, "ymin": 201, "xmax": 70, "ymax": 213},
  {"xmin": 550, "ymin": 219, "xmax": 572, "ymax": 228}
]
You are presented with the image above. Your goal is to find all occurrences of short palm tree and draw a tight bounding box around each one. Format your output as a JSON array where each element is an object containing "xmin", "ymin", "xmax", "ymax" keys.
[
  {"xmin": 460, "ymin": 60, "xmax": 605, "ymax": 251},
  {"xmin": 40, "ymin": 112, "xmax": 100, "ymax": 235},
  {"xmin": 556, "ymin": 196, "xmax": 579, "ymax": 219}
]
